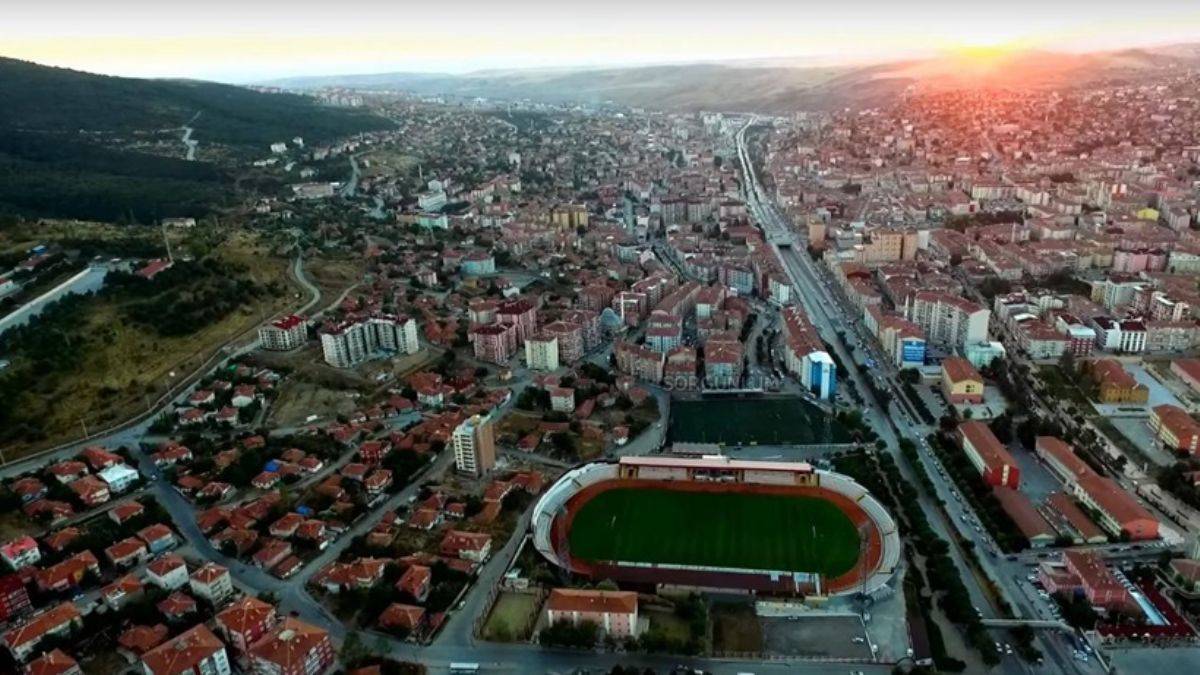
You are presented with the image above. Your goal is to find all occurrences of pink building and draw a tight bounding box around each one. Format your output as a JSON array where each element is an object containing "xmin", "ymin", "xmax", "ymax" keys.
[
  {"xmin": 545, "ymin": 588, "xmax": 639, "ymax": 639},
  {"xmin": 471, "ymin": 323, "xmax": 518, "ymax": 364}
]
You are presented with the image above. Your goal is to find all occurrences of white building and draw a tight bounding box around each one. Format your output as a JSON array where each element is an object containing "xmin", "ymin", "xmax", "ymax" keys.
[
  {"xmin": 258, "ymin": 315, "xmax": 307, "ymax": 351},
  {"xmin": 98, "ymin": 464, "xmax": 139, "ymax": 494},
  {"xmin": 908, "ymin": 292, "xmax": 990, "ymax": 350},
  {"xmin": 524, "ymin": 334, "xmax": 560, "ymax": 372},
  {"xmin": 452, "ymin": 414, "xmax": 496, "ymax": 478},
  {"xmin": 189, "ymin": 563, "xmax": 234, "ymax": 605},
  {"xmin": 320, "ymin": 315, "xmax": 420, "ymax": 368}
]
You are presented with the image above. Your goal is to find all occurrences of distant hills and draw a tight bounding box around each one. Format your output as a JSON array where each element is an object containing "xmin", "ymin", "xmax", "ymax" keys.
[
  {"xmin": 263, "ymin": 44, "xmax": 1200, "ymax": 113},
  {"xmin": 0, "ymin": 57, "xmax": 391, "ymax": 222}
]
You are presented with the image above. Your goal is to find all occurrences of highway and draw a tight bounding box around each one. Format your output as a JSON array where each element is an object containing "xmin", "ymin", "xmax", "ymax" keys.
[{"xmin": 733, "ymin": 117, "xmax": 1100, "ymax": 675}]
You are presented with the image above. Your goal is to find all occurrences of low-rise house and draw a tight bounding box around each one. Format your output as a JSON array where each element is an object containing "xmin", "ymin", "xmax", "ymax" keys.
[
  {"xmin": 247, "ymin": 618, "xmax": 334, "ymax": 675},
  {"xmin": 97, "ymin": 464, "xmax": 139, "ymax": 494},
  {"xmin": 396, "ymin": 564, "xmax": 431, "ymax": 603},
  {"xmin": 440, "ymin": 530, "xmax": 492, "ymax": 562},
  {"xmin": 189, "ymin": 562, "xmax": 233, "ymax": 606},
  {"xmin": 100, "ymin": 574, "xmax": 144, "ymax": 611},
  {"xmin": 140, "ymin": 624, "xmax": 230, "ymax": 675},
  {"xmin": 544, "ymin": 588, "xmax": 639, "ymax": 639},
  {"xmin": 156, "ymin": 591, "xmax": 197, "ymax": 621},
  {"xmin": 26, "ymin": 648, "xmax": 82, "ymax": 675},
  {"xmin": 117, "ymin": 624, "xmax": 169, "ymax": 656},
  {"xmin": 215, "ymin": 596, "xmax": 277, "ymax": 654},
  {"xmin": 0, "ymin": 536, "xmax": 40, "ymax": 570},
  {"xmin": 253, "ymin": 539, "xmax": 292, "ymax": 570},
  {"xmin": 3, "ymin": 602, "xmax": 81, "ymax": 662},
  {"xmin": 137, "ymin": 524, "xmax": 176, "ymax": 553},
  {"xmin": 379, "ymin": 603, "xmax": 425, "ymax": 635},
  {"xmin": 313, "ymin": 557, "xmax": 388, "ymax": 593},
  {"xmin": 46, "ymin": 461, "xmax": 87, "ymax": 484},
  {"xmin": 145, "ymin": 554, "xmax": 188, "ymax": 590},
  {"xmin": 105, "ymin": 537, "xmax": 149, "ymax": 568},
  {"xmin": 36, "ymin": 551, "xmax": 99, "ymax": 593},
  {"xmin": 68, "ymin": 475, "xmax": 109, "ymax": 506},
  {"xmin": 109, "ymin": 501, "xmax": 146, "ymax": 524}
]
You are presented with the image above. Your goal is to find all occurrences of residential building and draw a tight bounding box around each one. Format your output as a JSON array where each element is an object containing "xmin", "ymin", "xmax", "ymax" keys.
[
  {"xmin": 215, "ymin": 596, "xmax": 277, "ymax": 654},
  {"xmin": 140, "ymin": 625, "xmax": 230, "ymax": 675},
  {"xmin": 258, "ymin": 315, "xmax": 307, "ymax": 351},
  {"xmin": 524, "ymin": 333, "xmax": 560, "ymax": 371},
  {"xmin": 545, "ymin": 588, "xmax": 639, "ymax": 639},
  {"xmin": 319, "ymin": 315, "xmax": 420, "ymax": 368},
  {"xmin": 1, "ymin": 537, "xmax": 40, "ymax": 570},
  {"xmin": 3, "ymin": 603, "xmax": 81, "ymax": 662},
  {"xmin": 25, "ymin": 648, "xmax": 81, "ymax": 675},
  {"xmin": 907, "ymin": 292, "xmax": 990, "ymax": 350},
  {"xmin": 471, "ymin": 323, "xmax": 519, "ymax": 364},
  {"xmin": 0, "ymin": 574, "xmax": 31, "ymax": 623},
  {"xmin": 189, "ymin": 563, "xmax": 233, "ymax": 606},
  {"xmin": 452, "ymin": 414, "xmax": 496, "ymax": 477},
  {"xmin": 145, "ymin": 554, "xmax": 189, "ymax": 590},
  {"xmin": 247, "ymin": 618, "xmax": 334, "ymax": 675}
]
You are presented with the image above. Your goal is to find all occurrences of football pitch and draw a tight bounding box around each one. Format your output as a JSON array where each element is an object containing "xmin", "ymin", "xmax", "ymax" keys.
[
  {"xmin": 668, "ymin": 396, "xmax": 852, "ymax": 446},
  {"xmin": 567, "ymin": 487, "xmax": 861, "ymax": 576}
]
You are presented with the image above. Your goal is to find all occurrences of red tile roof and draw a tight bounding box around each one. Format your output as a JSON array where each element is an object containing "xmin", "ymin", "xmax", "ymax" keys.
[
  {"xmin": 547, "ymin": 588, "xmax": 638, "ymax": 614},
  {"xmin": 247, "ymin": 617, "xmax": 330, "ymax": 671},
  {"xmin": 140, "ymin": 624, "xmax": 224, "ymax": 675}
]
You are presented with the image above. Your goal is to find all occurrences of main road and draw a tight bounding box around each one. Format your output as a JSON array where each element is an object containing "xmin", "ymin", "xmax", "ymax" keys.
[{"xmin": 734, "ymin": 118, "xmax": 1097, "ymax": 675}]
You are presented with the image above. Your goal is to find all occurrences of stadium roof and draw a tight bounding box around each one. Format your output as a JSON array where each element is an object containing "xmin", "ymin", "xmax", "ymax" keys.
[{"xmin": 620, "ymin": 456, "xmax": 813, "ymax": 473}]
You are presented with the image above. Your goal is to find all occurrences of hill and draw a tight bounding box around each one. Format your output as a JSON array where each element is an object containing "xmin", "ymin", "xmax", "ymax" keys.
[
  {"xmin": 265, "ymin": 43, "xmax": 1200, "ymax": 113},
  {"xmin": 0, "ymin": 58, "xmax": 392, "ymax": 221}
]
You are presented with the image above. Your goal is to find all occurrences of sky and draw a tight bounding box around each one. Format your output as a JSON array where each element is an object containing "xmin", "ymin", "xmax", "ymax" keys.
[{"xmin": 4, "ymin": 1, "xmax": 1200, "ymax": 82}]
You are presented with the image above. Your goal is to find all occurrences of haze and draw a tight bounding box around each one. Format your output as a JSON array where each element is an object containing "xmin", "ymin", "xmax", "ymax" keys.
[{"xmin": 5, "ymin": 0, "xmax": 1200, "ymax": 81}]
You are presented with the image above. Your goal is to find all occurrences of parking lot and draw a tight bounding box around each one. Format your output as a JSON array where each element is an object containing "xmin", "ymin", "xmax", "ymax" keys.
[{"xmin": 760, "ymin": 614, "xmax": 874, "ymax": 659}]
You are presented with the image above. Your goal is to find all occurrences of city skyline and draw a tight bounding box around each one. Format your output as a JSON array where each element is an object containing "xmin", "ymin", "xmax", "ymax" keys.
[{"xmin": 4, "ymin": 0, "xmax": 1200, "ymax": 81}]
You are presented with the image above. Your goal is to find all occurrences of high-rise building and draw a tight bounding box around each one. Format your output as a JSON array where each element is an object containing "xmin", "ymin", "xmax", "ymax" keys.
[
  {"xmin": 258, "ymin": 315, "xmax": 307, "ymax": 351},
  {"xmin": 453, "ymin": 414, "xmax": 496, "ymax": 477},
  {"xmin": 319, "ymin": 315, "xmax": 420, "ymax": 368}
]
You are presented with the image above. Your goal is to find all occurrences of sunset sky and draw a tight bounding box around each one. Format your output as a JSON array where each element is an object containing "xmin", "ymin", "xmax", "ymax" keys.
[{"xmin": 5, "ymin": 1, "xmax": 1200, "ymax": 81}]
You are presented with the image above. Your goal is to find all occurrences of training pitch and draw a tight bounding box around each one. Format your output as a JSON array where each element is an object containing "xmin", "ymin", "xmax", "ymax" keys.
[
  {"xmin": 567, "ymin": 487, "xmax": 861, "ymax": 575},
  {"xmin": 668, "ymin": 396, "xmax": 851, "ymax": 446}
]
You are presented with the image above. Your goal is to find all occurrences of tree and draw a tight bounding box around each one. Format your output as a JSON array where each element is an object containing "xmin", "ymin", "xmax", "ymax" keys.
[{"xmin": 339, "ymin": 631, "xmax": 370, "ymax": 667}]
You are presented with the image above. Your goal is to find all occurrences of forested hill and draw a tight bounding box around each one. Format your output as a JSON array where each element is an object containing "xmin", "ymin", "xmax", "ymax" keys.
[
  {"xmin": 0, "ymin": 57, "xmax": 389, "ymax": 146},
  {"xmin": 0, "ymin": 58, "xmax": 391, "ymax": 222}
]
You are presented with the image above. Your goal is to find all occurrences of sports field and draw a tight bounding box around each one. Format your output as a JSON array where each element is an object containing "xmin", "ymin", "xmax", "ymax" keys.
[
  {"xmin": 668, "ymin": 396, "xmax": 851, "ymax": 446},
  {"xmin": 567, "ymin": 487, "xmax": 861, "ymax": 576}
]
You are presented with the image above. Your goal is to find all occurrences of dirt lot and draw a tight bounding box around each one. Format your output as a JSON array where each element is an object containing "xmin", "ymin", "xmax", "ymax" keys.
[
  {"xmin": 760, "ymin": 614, "xmax": 872, "ymax": 659},
  {"xmin": 268, "ymin": 380, "xmax": 363, "ymax": 428},
  {"xmin": 712, "ymin": 603, "xmax": 764, "ymax": 653}
]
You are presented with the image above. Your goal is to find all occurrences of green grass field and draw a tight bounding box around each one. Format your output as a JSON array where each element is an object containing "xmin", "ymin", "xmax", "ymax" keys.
[
  {"xmin": 568, "ymin": 487, "xmax": 861, "ymax": 576},
  {"xmin": 668, "ymin": 396, "xmax": 851, "ymax": 446}
]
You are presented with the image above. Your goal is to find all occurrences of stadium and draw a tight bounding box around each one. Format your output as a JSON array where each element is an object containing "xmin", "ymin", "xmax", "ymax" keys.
[{"xmin": 532, "ymin": 456, "xmax": 901, "ymax": 597}]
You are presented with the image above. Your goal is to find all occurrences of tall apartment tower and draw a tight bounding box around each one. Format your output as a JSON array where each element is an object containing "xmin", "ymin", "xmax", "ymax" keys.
[{"xmin": 452, "ymin": 414, "xmax": 496, "ymax": 477}]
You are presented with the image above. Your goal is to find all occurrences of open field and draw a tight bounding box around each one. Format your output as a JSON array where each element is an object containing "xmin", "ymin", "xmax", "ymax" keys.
[
  {"xmin": 567, "ymin": 487, "xmax": 860, "ymax": 575},
  {"xmin": 482, "ymin": 591, "xmax": 541, "ymax": 642},
  {"xmin": 669, "ymin": 396, "xmax": 851, "ymax": 446}
]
